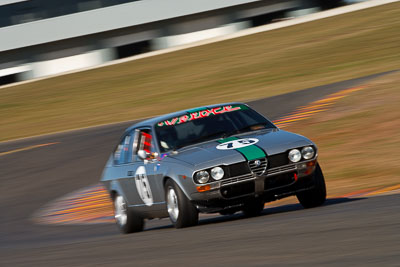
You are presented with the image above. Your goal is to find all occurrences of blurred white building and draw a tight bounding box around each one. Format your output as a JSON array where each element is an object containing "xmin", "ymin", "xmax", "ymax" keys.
[{"xmin": 0, "ymin": 0, "xmax": 345, "ymax": 86}]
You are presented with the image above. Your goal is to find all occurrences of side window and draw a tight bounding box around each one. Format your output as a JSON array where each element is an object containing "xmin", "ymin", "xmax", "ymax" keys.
[
  {"xmin": 114, "ymin": 130, "xmax": 138, "ymax": 165},
  {"xmin": 135, "ymin": 129, "xmax": 156, "ymax": 160},
  {"xmin": 114, "ymin": 142, "xmax": 123, "ymax": 165},
  {"xmin": 139, "ymin": 131, "xmax": 153, "ymax": 153},
  {"xmin": 119, "ymin": 135, "xmax": 131, "ymax": 164}
]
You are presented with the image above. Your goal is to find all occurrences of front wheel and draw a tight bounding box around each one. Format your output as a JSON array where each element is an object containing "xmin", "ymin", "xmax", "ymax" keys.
[
  {"xmin": 296, "ymin": 163, "xmax": 327, "ymax": 208},
  {"xmin": 165, "ymin": 179, "xmax": 198, "ymax": 228},
  {"xmin": 113, "ymin": 194, "xmax": 144, "ymax": 234}
]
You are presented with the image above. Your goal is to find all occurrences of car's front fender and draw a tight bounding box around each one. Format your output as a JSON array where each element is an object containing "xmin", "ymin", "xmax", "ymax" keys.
[{"xmin": 160, "ymin": 160, "xmax": 198, "ymax": 201}]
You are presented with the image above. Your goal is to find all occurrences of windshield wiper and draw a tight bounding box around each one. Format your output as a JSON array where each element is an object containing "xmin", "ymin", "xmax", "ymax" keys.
[
  {"xmin": 173, "ymin": 131, "xmax": 227, "ymax": 150},
  {"xmin": 221, "ymin": 129, "xmax": 239, "ymax": 139}
]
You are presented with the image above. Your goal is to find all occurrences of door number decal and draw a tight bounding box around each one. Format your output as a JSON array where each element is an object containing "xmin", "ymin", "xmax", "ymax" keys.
[{"xmin": 134, "ymin": 166, "xmax": 154, "ymax": 206}]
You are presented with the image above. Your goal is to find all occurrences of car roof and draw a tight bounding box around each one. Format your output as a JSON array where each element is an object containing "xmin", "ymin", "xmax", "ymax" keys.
[{"xmin": 124, "ymin": 102, "xmax": 246, "ymax": 133}]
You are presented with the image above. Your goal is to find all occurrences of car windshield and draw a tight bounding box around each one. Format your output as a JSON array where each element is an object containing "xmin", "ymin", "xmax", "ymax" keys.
[{"xmin": 155, "ymin": 104, "xmax": 276, "ymax": 153}]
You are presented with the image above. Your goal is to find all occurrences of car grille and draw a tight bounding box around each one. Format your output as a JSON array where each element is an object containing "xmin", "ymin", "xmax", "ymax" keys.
[
  {"xmin": 221, "ymin": 173, "xmax": 255, "ymax": 186},
  {"xmin": 268, "ymin": 153, "xmax": 289, "ymax": 168},
  {"xmin": 227, "ymin": 162, "xmax": 250, "ymax": 177},
  {"xmin": 264, "ymin": 172, "xmax": 296, "ymax": 190},
  {"xmin": 221, "ymin": 181, "xmax": 255, "ymax": 199},
  {"xmin": 248, "ymin": 158, "xmax": 267, "ymax": 176},
  {"xmin": 220, "ymin": 154, "xmax": 292, "ymax": 186},
  {"xmin": 267, "ymin": 164, "xmax": 296, "ymax": 176}
]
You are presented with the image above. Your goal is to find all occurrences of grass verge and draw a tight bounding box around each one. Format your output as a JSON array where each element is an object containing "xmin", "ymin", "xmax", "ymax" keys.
[
  {"xmin": 285, "ymin": 71, "xmax": 400, "ymax": 195},
  {"xmin": 1, "ymin": 2, "xmax": 400, "ymax": 142}
]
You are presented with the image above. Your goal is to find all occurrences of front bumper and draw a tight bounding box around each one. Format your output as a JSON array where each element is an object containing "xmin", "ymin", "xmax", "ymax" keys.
[{"xmin": 190, "ymin": 159, "xmax": 317, "ymax": 208}]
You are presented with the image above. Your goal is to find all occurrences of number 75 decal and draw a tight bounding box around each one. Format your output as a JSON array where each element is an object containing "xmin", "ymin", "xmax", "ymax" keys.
[{"xmin": 216, "ymin": 138, "xmax": 259, "ymax": 150}]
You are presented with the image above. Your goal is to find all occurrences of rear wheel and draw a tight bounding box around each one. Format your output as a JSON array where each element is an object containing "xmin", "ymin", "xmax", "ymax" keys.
[
  {"xmin": 242, "ymin": 197, "xmax": 265, "ymax": 217},
  {"xmin": 165, "ymin": 179, "xmax": 198, "ymax": 228},
  {"xmin": 114, "ymin": 194, "xmax": 144, "ymax": 234},
  {"xmin": 296, "ymin": 163, "xmax": 326, "ymax": 208}
]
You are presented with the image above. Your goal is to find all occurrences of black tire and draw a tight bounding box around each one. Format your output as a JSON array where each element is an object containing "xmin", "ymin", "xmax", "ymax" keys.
[
  {"xmin": 113, "ymin": 193, "xmax": 144, "ymax": 234},
  {"xmin": 296, "ymin": 163, "xmax": 327, "ymax": 208},
  {"xmin": 165, "ymin": 179, "xmax": 198, "ymax": 228},
  {"xmin": 242, "ymin": 197, "xmax": 265, "ymax": 217}
]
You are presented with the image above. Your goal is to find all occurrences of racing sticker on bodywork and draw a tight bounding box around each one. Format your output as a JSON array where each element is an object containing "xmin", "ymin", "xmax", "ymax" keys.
[
  {"xmin": 135, "ymin": 166, "xmax": 154, "ymax": 206},
  {"xmin": 217, "ymin": 138, "xmax": 259, "ymax": 150},
  {"xmin": 217, "ymin": 137, "xmax": 266, "ymax": 161},
  {"xmin": 157, "ymin": 104, "xmax": 247, "ymax": 127}
]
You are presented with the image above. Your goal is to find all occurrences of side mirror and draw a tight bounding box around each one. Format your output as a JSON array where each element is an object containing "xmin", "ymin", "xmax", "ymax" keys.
[{"xmin": 137, "ymin": 150, "xmax": 149, "ymax": 160}]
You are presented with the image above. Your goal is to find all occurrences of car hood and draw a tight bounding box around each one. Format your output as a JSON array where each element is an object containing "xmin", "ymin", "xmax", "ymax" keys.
[{"xmin": 167, "ymin": 129, "xmax": 313, "ymax": 169}]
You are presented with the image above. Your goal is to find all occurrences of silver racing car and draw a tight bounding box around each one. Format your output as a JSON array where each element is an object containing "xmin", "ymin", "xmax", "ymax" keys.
[{"xmin": 100, "ymin": 103, "xmax": 326, "ymax": 233}]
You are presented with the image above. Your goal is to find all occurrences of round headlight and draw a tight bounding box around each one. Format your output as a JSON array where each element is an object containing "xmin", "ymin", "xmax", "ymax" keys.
[
  {"xmin": 288, "ymin": 149, "xmax": 301, "ymax": 163},
  {"xmin": 301, "ymin": 146, "xmax": 315, "ymax": 160},
  {"xmin": 211, "ymin": 167, "xmax": 224, "ymax": 180},
  {"xmin": 195, "ymin": 171, "xmax": 210, "ymax": 184}
]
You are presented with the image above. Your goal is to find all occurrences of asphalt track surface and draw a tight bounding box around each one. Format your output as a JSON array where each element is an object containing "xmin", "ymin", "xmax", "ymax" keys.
[{"xmin": 1, "ymin": 71, "xmax": 399, "ymax": 266}]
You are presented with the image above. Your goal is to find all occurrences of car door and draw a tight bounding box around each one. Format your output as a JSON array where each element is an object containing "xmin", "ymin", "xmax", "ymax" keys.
[
  {"xmin": 129, "ymin": 128, "xmax": 165, "ymax": 212},
  {"xmin": 111, "ymin": 130, "xmax": 139, "ymax": 205},
  {"xmin": 111, "ymin": 128, "xmax": 165, "ymax": 211}
]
